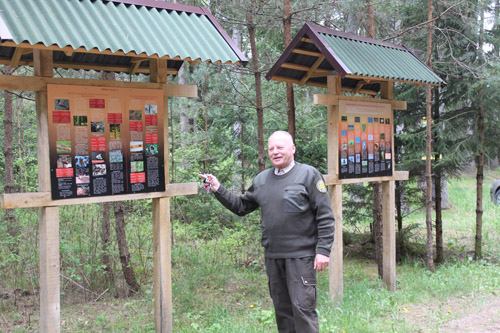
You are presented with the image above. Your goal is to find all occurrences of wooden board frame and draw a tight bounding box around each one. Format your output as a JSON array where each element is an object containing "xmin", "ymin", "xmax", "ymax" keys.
[
  {"xmin": 0, "ymin": 55, "xmax": 198, "ymax": 333},
  {"xmin": 0, "ymin": 183, "xmax": 197, "ymax": 209},
  {"xmin": 319, "ymin": 75, "xmax": 409, "ymax": 301},
  {"xmin": 0, "ymin": 75, "xmax": 197, "ymax": 97}
]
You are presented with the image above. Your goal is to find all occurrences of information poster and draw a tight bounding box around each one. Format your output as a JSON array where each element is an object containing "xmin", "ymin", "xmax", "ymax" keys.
[
  {"xmin": 339, "ymin": 100, "xmax": 392, "ymax": 179},
  {"xmin": 48, "ymin": 84, "xmax": 165, "ymax": 199}
]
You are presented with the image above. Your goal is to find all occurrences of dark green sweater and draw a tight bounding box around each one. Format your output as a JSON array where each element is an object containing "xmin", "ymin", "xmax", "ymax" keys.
[{"xmin": 214, "ymin": 162, "xmax": 335, "ymax": 259}]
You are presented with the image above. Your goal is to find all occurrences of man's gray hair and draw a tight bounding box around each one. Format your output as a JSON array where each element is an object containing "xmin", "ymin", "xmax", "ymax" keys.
[{"xmin": 268, "ymin": 130, "xmax": 294, "ymax": 144}]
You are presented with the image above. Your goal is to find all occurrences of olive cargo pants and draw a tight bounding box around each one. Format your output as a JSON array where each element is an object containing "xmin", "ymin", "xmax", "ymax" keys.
[{"xmin": 265, "ymin": 257, "xmax": 318, "ymax": 333}]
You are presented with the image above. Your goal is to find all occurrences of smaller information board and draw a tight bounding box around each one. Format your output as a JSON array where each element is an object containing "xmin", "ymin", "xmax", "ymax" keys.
[
  {"xmin": 47, "ymin": 84, "xmax": 165, "ymax": 199},
  {"xmin": 339, "ymin": 100, "xmax": 393, "ymax": 179}
]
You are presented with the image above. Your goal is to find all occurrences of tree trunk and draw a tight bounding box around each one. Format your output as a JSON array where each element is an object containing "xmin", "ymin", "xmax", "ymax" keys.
[
  {"xmin": 366, "ymin": 0, "xmax": 383, "ymax": 278},
  {"xmin": 495, "ymin": 0, "xmax": 499, "ymax": 58},
  {"xmin": 177, "ymin": 65, "xmax": 190, "ymax": 173},
  {"xmin": 475, "ymin": 96, "xmax": 484, "ymax": 260},
  {"xmin": 283, "ymin": 0, "xmax": 295, "ymax": 139},
  {"xmin": 434, "ymin": 169, "xmax": 443, "ymax": 263},
  {"xmin": 247, "ymin": 9, "xmax": 265, "ymax": 172},
  {"xmin": 473, "ymin": 0, "xmax": 486, "ymax": 261},
  {"xmin": 475, "ymin": 3, "xmax": 485, "ymax": 259},
  {"xmin": 493, "ymin": 1, "xmax": 500, "ymax": 169},
  {"xmin": 367, "ymin": 0, "xmax": 375, "ymax": 38},
  {"xmin": 425, "ymin": 0, "xmax": 435, "ymax": 271},
  {"xmin": 101, "ymin": 202, "xmax": 114, "ymax": 286},
  {"xmin": 396, "ymin": 181, "xmax": 405, "ymax": 261},
  {"xmin": 99, "ymin": 71, "xmax": 115, "ymax": 288},
  {"xmin": 433, "ymin": 84, "xmax": 443, "ymax": 264},
  {"xmin": 231, "ymin": 25, "xmax": 245, "ymax": 193},
  {"xmin": 100, "ymin": 70, "xmax": 138, "ymax": 292},
  {"xmin": 240, "ymin": 120, "xmax": 246, "ymax": 194},
  {"xmin": 2, "ymin": 65, "xmax": 17, "ymax": 255},
  {"xmin": 114, "ymin": 202, "xmax": 139, "ymax": 293},
  {"xmin": 373, "ymin": 182, "xmax": 383, "ymax": 277}
]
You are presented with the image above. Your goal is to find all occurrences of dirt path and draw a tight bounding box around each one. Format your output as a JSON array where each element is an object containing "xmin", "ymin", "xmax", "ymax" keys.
[{"xmin": 403, "ymin": 292, "xmax": 500, "ymax": 332}]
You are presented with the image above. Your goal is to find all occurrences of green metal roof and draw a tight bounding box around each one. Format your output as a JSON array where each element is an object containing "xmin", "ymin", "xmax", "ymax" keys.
[
  {"xmin": 0, "ymin": 0, "xmax": 247, "ymax": 66},
  {"xmin": 266, "ymin": 23, "xmax": 444, "ymax": 93},
  {"xmin": 319, "ymin": 32, "xmax": 443, "ymax": 84}
]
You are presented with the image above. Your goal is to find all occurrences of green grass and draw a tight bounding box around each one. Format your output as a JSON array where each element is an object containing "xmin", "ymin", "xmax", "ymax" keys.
[
  {"xmin": 403, "ymin": 168, "xmax": 500, "ymax": 259},
  {"xmin": 47, "ymin": 257, "xmax": 497, "ymax": 332}
]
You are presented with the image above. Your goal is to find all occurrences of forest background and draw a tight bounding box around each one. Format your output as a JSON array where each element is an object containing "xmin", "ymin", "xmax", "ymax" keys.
[{"xmin": 1, "ymin": 0, "xmax": 500, "ymax": 331}]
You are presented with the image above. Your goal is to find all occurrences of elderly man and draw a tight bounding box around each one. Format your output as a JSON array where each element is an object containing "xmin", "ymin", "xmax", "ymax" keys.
[{"xmin": 200, "ymin": 130, "xmax": 335, "ymax": 332}]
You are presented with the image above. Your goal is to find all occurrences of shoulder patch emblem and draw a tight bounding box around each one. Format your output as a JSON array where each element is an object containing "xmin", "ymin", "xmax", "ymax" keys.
[{"xmin": 316, "ymin": 180, "xmax": 327, "ymax": 193}]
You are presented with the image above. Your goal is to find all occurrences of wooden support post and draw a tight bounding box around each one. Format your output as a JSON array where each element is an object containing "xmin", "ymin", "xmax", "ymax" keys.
[
  {"xmin": 153, "ymin": 197, "xmax": 172, "ymax": 332},
  {"xmin": 326, "ymin": 75, "xmax": 343, "ymax": 301},
  {"xmin": 150, "ymin": 58, "xmax": 173, "ymax": 333},
  {"xmin": 329, "ymin": 185, "xmax": 343, "ymax": 301},
  {"xmin": 382, "ymin": 180, "xmax": 396, "ymax": 291},
  {"xmin": 34, "ymin": 49, "xmax": 60, "ymax": 333},
  {"xmin": 380, "ymin": 80, "xmax": 396, "ymax": 291},
  {"xmin": 39, "ymin": 206, "xmax": 60, "ymax": 332}
]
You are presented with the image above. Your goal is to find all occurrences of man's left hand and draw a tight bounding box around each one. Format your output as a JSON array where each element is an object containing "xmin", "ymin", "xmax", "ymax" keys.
[{"xmin": 314, "ymin": 254, "xmax": 329, "ymax": 272}]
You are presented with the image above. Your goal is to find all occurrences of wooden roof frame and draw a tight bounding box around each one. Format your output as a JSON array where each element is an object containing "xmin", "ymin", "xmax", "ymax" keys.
[{"xmin": 266, "ymin": 23, "xmax": 444, "ymax": 94}]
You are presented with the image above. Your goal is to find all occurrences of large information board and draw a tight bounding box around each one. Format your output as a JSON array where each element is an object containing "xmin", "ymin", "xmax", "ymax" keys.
[
  {"xmin": 48, "ymin": 84, "xmax": 165, "ymax": 199},
  {"xmin": 339, "ymin": 100, "xmax": 392, "ymax": 179}
]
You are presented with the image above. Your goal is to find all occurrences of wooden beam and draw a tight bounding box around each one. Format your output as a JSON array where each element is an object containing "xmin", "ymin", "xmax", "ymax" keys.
[
  {"xmin": 34, "ymin": 49, "xmax": 60, "ymax": 333},
  {"xmin": 270, "ymin": 75, "xmax": 303, "ymax": 85},
  {"xmin": 129, "ymin": 62, "xmax": 142, "ymax": 75},
  {"xmin": 153, "ymin": 197, "xmax": 173, "ymax": 333},
  {"xmin": 149, "ymin": 58, "xmax": 173, "ymax": 333},
  {"xmin": 326, "ymin": 75, "xmax": 343, "ymax": 302},
  {"xmin": 323, "ymin": 171, "xmax": 409, "ymax": 186},
  {"xmin": 2, "ymin": 57, "xmax": 178, "ymax": 75},
  {"xmin": 0, "ymin": 183, "xmax": 198, "ymax": 209},
  {"xmin": 34, "ymin": 51, "xmax": 53, "ymax": 191},
  {"xmin": 354, "ymin": 80, "xmax": 369, "ymax": 94},
  {"xmin": 380, "ymin": 80, "xmax": 396, "ymax": 291},
  {"xmin": 313, "ymin": 94, "xmax": 354, "ymax": 105},
  {"xmin": 341, "ymin": 86, "xmax": 378, "ymax": 96},
  {"xmin": 2, "ymin": 41, "xmax": 160, "ymax": 60},
  {"xmin": 150, "ymin": 59, "xmax": 168, "ymax": 84},
  {"xmin": 345, "ymin": 74, "xmax": 441, "ymax": 87},
  {"xmin": 270, "ymin": 76, "xmax": 381, "ymax": 95},
  {"xmin": 382, "ymin": 181, "xmax": 396, "ymax": 291},
  {"xmin": 380, "ymin": 80, "xmax": 396, "ymax": 177},
  {"xmin": 39, "ymin": 206, "xmax": 60, "ymax": 333},
  {"xmin": 300, "ymin": 37, "xmax": 314, "ymax": 43},
  {"xmin": 270, "ymin": 75, "xmax": 327, "ymax": 88},
  {"xmin": 280, "ymin": 63, "xmax": 332, "ymax": 76},
  {"xmin": 0, "ymin": 75, "xmax": 197, "ymax": 97},
  {"xmin": 10, "ymin": 47, "xmax": 31, "ymax": 67},
  {"xmin": 292, "ymin": 48, "xmax": 323, "ymax": 57},
  {"xmin": 281, "ymin": 62, "xmax": 310, "ymax": 72},
  {"xmin": 164, "ymin": 82, "xmax": 197, "ymax": 98},
  {"xmin": 0, "ymin": 57, "xmax": 160, "ymax": 75},
  {"xmin": 149, "ymin": 58, "xmax": 171, "ymax": 181},
  {"xmin": 9, "ymin": 49, "xmax": 23, "ymax": 68},
  {"xmin": 314, "ymin": 94, "xmax": 407, "ymax": 110},
  {"xmin": 309, "ymin": 71, "xmax": 332, "ymax": 78},
  {"xmin": 300, "ymin": 55, "xmax": 325, "ymax": 85},
  {"xmin": 329, "ymin": 185, "xmax": 343, "ymax": 301},
  {"xmin": 129, "ymin": 58, "xmax": 146, "ymax": 75},
  {"xmin": 305, "ymin": 81, "xmax": 328, "ymax": 88},
  {"xmin": 380, "ymin": 80, "xmax": 394, "ymax": 100}
]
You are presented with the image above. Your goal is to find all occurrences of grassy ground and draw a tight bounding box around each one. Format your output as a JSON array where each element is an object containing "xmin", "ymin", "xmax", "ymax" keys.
[
  {"xmin": 403, "ymin": 168, "xmax": 500, "ymax": 259},
  {"xmin": 1, "ymin": 171, "xmax": 499, "ymax": 332}
]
